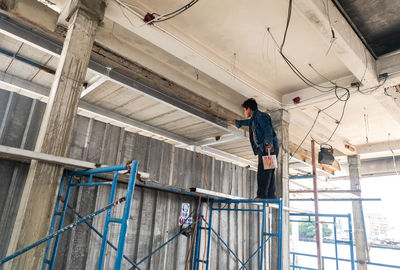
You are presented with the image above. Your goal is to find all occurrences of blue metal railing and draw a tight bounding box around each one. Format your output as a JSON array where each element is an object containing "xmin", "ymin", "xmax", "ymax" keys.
[
  {"xmin": 291, "ymin": 252, "xmax": 400, "ymax": 269},
  {"xmin": 290, "ymin": 213, "xmax": 355, "ymax": 270},
  {"xmin": 290, "ymin": 212, "xmax": 400, "ymax": 270}
]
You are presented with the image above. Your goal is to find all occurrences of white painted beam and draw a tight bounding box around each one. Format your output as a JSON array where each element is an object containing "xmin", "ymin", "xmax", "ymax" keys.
[
  {"xmin": 80, "ymin": 76, "xmax": 108, "ymax": 97},
  {"xmin": 0, "ymin": 144, "xmax": 150, "ymax": 178},
  {"xmin": 195, "ymin": 134, "xmax": 240, "ymax": 146},
  {"xmin": 192, "ymin": 145, "xmax": 256, "ymax": 169},
  {"xmin": 0, "ymin": 70, "xmax": 49, "ymax": 100},
  {"xmin": 356, "ymin": 139, "xmax": 400, "ymax": 155},
  {"xmin": 282, "ymin": 75, "xmax": 355, "ymax": 108},
  {"xmin": 294, "ymin": 0, "xmax": 378, "ymax": 87}
]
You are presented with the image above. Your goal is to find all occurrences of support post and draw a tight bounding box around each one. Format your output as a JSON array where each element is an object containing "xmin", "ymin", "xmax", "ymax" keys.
[
  {"xmin": 347, "ymin": 155, "xmax": 369, "ymax": 270},
  {"xmin": 270, "ymin": 109, "xmax": 290, "ymax": 270},
  {"xmin": 312, "ymin": 140, "xmax": 323, "ymax": 270},
  {"xmin": 5, "ymin": 1, "xmax": 105, "ymax": 269}
]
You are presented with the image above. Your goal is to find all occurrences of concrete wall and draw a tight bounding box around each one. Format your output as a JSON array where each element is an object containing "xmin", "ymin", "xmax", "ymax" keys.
[{"xmin": 0, "ymin": 89, "xmax": 265, "ymax": 269}]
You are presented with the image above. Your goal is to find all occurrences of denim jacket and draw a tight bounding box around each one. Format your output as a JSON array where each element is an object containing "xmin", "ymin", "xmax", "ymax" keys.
[{"xmin": 235, "ymin": 109, "xmax": 279, "ymax": 156}]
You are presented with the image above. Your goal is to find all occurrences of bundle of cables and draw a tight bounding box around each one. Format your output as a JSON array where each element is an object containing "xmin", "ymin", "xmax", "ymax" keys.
[{"xmin": 268, "ymin": 0, "xmax": 388, "ymax": 159}]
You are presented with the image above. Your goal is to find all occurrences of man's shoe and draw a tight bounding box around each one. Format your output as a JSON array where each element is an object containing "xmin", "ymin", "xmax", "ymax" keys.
[{"xmin": 254, "ymin": 196, "xmax": 263, "ymax": 200}]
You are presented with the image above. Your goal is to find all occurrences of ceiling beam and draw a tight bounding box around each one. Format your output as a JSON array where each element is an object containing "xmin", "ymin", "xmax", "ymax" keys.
[
  {"xmin": 356, "ymin": 139, "xmax": 400, "ymax": 156},
  {"xmin": 330, "ymin": 155, "xmax": 400, "ymax": 180},
  {"xmin": 0, "ymin": 144, "xmax": 150, "ymax": 178},
  {"xmin": 0, "ymin": 72, "xmax": 257, "ymax": 169},
  {"xmin": 294, "ymin": 0, "xmax": 378, "ymax": 87},
  {"xmin": 194, "ymin": 134, "xmax": 240, "ymax": 146},
  {"xmin": 283, "ymin": 51, "xmax": 400, "ymax": 109},
  {"xmin": 80, "ymin": 76, "xmax": 108, "ymax": 98}
]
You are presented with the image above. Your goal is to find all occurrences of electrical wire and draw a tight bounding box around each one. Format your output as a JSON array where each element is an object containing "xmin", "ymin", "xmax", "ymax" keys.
[
  {"xmin": 280, "ymin": 0, "xmax": 293, "ymax": 52},
  {"xmin": 357, "ymin": 75, "xmax": 388, "ymax": 95},
  {"xmin": 147, "ymin": 0, "xmax": 199, "ymax": 24},
  {"xmin": 267, "ymin": 0, "xmax": 341, "ymax": 94},
  {"xmin": 319, "ymin": 97, "xmax": 348, "ymax": 145}
]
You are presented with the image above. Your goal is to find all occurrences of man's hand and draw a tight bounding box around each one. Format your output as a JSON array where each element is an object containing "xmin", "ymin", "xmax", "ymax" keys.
[{"xmin": 266, "ymin": 143, "xmax": 272, "ymax": 149}]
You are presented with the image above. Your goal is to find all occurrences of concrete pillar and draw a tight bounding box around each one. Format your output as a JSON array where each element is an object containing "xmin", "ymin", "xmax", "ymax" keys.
[
  {"xmin": 5, "ymin": 2, "xmax": 105, "ymax": 269},
  {"xmin": 348, "ymin": 155, "xmax": 368, "ymax": 270},
  {"xmin": 270, "ymin": 109, "xmax": 290, "ymax": 270}
]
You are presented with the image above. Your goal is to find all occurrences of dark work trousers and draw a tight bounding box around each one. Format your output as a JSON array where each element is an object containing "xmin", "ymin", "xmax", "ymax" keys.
[{"xmin": 257, "ymin": 153, "xmax": 277, "ymax": 199}]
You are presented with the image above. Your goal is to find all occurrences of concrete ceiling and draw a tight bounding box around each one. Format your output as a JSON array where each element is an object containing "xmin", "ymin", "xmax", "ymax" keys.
[{"xmin": 120, "ymin": 0, "xmax": 351, "ymax": 95}]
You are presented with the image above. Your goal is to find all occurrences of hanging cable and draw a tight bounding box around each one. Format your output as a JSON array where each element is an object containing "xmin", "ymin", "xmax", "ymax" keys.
[
  {"xmin": 280, "ymin": 0, "xmax": 293, "ymax": 52},
  {"xmin": 356, "ymin": 74, "xmax": 388, "ymax": 95},
  {"xmin": 146, "ymin": 0, "xmax": 199, "ymax": 24},
  {"xmin": 319, "ymin": 97, "xmax": 349, "ymax": 145}
]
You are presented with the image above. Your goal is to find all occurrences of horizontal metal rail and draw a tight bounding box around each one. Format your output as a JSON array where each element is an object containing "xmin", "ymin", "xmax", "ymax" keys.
[
  {"xmin": 290, "ymin": 252, "xmax": 400, "ymax": 269},
  {"xmin": 290, "ymin": 189, "xmax": 361, "ymax": 193},
  {"xmin": 290, "ymin": 198, "xmax": 381, "ymax": 202}
]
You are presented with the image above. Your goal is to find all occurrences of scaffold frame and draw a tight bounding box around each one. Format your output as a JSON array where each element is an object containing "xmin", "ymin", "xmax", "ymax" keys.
[{"xmin": 193, "ymin": 198, "xmax": 284, "ymax": 270}]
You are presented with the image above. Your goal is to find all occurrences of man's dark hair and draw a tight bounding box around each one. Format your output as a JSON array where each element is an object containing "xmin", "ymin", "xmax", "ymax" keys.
[{"xmin": 241, "ymin": 98, "xmax": 258, "ymax": 111}]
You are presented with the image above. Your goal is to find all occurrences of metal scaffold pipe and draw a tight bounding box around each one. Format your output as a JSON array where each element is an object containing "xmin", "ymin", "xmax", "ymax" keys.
[
  {"xmin": 0, "ymin": 198, "xmax": 126, "ymax": 266},
  {"xmin": 311, "ymin": 140, "xmax": 323, "ymax": 270}
]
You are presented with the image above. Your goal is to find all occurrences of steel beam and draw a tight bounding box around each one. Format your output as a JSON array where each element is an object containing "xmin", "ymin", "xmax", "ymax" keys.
[
  {"xmin": 80, "ymin": 76, "xmax": 108, "ymax": 97},
  {"xmin": 0, "ymin": 72, "xmax": 256, "ymax": 168},
  {"xmin": 194, "ymin": 134, "xmax": 240, "ymax": 146}
]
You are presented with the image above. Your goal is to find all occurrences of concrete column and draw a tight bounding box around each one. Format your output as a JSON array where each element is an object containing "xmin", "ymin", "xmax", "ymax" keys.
[
  {"xmin": 5, "ymin": 2, "xmax": 105, "ymax": 269},
  {"xmin": 270, "ymin": 109, "xmax": 290, "ymax": 270},
  {"xmin": 348, "ymin": 155, "xmax": 368, "ymax": 270}
]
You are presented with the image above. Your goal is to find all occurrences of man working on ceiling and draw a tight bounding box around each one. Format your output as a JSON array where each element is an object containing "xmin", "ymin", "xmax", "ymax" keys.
[{"xmin": 232, "ymin": 98, "xmax": 279, "ymax": 199}]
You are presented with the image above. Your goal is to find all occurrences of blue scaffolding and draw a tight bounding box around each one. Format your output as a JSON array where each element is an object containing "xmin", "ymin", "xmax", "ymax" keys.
[
  {"xmin": 0, "ymin": 161, "xmax": 205, "ymax": 270},
  {"xmin": 41, "ymin": 162, "xmax": 139, "ymax": 270},
  {"xmin": 0, "ymin": 162, "xmax": 139, "ymax": 269},
  {"xmin": 193, "ymin": 198, "xmax": 284, "ymax": 270},
  {"xmin": 290, "ymin": 213, "xmax": 355, "ymax": 270}
]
